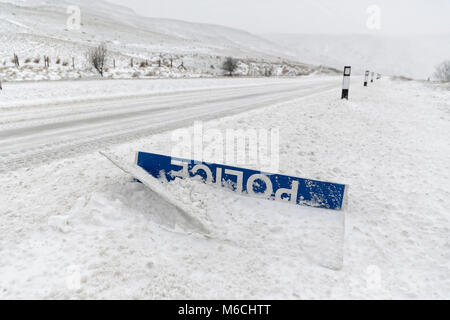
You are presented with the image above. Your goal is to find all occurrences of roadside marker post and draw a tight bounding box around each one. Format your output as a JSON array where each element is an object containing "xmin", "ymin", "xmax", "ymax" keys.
[
  {"xmin": 341, "ymin": 66, "xmax": 351, "ymax": 100},
  {"xmin": 364, "ymin": 70, "xmax": 370, "ymax": 86},
  {"xmin": 371, "ymin": 72, "xmax": 374, "ymax": 83}
]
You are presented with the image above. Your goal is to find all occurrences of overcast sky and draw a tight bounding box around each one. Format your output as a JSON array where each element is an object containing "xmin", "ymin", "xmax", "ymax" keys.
[{"xmin": 108, "ymin": 0, "xmax": 450, "ymax": 35}]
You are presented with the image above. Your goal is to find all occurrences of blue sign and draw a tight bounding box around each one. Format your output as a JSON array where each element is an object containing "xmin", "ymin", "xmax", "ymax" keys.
[{"xmin": 136, "ymin": 152, "xmax": 348, "ymax": 211}]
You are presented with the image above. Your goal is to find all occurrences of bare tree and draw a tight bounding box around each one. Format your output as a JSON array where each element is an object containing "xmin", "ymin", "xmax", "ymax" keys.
[
  {"xmin": 223, "ymin": 57, "xmax": 238, "ymax": 76},
  {"xmin": 434, "ymin": 61, "xmax": 450, "ymax": 82},
  {"xmin": 264, "ymin": 66, "xmax": 273, "ymax": 77},
  {"xmin": 87, "ymin": 43, "xmax": 108, "ymax": 77}
]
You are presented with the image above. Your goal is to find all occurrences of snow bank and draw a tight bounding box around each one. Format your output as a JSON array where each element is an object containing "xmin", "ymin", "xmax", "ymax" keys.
[{"xmin": 0, "ymin": 77, "xmax": 449, "ymax": 299}]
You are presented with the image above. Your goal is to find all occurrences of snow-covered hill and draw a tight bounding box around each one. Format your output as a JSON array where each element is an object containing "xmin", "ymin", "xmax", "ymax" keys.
[
  {"xmin": 264, "ymin": 34, "xmax": 450, "ymax": 80},
  {"xmin": 0, "ymin": 0, "xmax": 335, "ymax": 81},
  {"xmin": 0, "ymin": 0, "xmax": 286, "ymax": 58}
]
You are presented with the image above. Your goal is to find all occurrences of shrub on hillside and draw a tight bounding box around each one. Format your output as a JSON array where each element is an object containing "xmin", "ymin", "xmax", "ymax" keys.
[
  {"xmin": 222, "ymin": 57, "xmax": 238, "ymax": 76},
  {"xmin": 434, "ymin": 61, "xmax": 450, "ymax": 82},
  {"xmin": 86, "ymin": 43, "xmax": 108, "ymax": 77}
]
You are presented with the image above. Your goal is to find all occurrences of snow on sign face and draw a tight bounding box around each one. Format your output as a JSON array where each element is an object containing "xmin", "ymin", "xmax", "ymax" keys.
[{"xmin": 136, "ymin": 152, "xmax": 348, "ymax": 211}]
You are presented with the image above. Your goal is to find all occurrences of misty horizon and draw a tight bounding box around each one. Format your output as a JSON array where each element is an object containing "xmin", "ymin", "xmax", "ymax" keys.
[{"xmin": 108, "ymin": 0, "xmax": 450, "ymax": 36}]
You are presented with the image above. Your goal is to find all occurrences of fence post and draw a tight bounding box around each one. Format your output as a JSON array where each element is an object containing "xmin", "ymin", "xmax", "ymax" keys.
[{"xmin": 14, "ymin": 53, "xmax": 19, "ymax": 67}]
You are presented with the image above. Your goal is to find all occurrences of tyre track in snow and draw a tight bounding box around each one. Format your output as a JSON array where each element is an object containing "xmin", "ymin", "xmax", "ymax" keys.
[
  {"xmin": 0, "ymin": 81, "xmax": 308, "ymax": 126},
  {"xmin": 0, "ymin": 79, "xmax": 338, "ymax": 172},
  {"xmin": 0, "ymin": 81, "xmax": 325, "ymax": 131}
]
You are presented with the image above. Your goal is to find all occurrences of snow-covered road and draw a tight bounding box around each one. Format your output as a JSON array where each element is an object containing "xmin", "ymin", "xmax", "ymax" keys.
[
  {"xmin": 0, "ymin": 78, "xmax": 338, "ymax": 171},
  {"xmin": 1, "ymin": 76, "xmax": 448, "ymax": 299}
]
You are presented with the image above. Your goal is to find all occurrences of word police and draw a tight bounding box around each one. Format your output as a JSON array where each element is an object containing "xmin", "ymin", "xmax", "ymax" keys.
[
  {"xmin": 137, "ymin": 152, "xmax": 348, "ymax": 211},
  {"xmin": 178, "ymin": 304, "xmax": 271, "ymax": 317}
]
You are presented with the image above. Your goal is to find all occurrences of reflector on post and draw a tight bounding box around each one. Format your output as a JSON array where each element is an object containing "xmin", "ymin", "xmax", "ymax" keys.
[
  {"xmin": 344, "ymin": 66, "xmax": 351, "ymax": 76},
  {"xmin": 341, "ymin": 66, "xmax": 351, "ymax": 100}
]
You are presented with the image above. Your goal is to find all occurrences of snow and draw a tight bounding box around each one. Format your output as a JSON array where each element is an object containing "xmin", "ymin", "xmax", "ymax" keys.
[
  {"xmin": 0, "ymin": 76, "xmax": 449, "ymax": 299},
  {"xmin": 0, "ymin": 77, "xmax": 339, "ymax": 174},
  {"xmin": 0, "ymin": 76, "xmax": 332, "ymax": 110},
  {"xmin": 0, "ymin": 0, "xmax": 333, "ymax": 82},
  {"xmin": 1, "ymin": 0, "xmax": 447, "ymax": 301}
]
